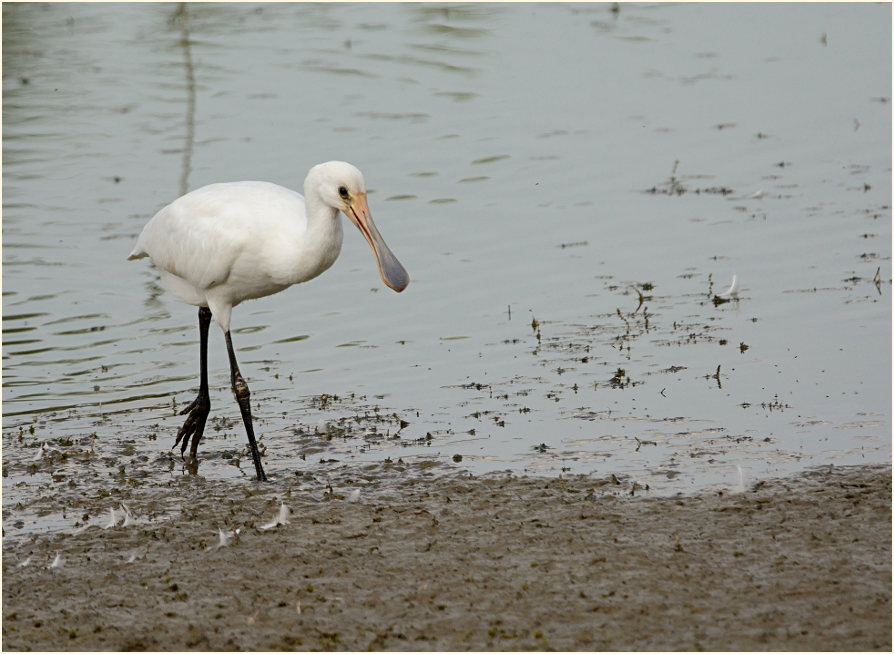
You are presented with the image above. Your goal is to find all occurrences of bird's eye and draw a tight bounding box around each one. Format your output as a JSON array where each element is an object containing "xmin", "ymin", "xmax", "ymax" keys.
[{"xmin": 338, "ymin": 186, "xmax": 349, "ymax": 199}]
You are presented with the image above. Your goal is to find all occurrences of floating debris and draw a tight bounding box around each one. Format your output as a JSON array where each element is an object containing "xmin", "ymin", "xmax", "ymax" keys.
[
  {"xmin": 713, "ymin": 275, "xmax": 740, "ymax": 305},
  {"xmin": 103, "ymin": 507, "xmax": 120, "ymax": 529},
  {"xmin": 207, "ymin": 527, "xmax": 240, "ymax": 551},
  {"xmin": 120, "ymin": 503, "xmax": 138, "ymax": 527},
  {"xmin": 259, "ymin": 503, "xmax": 291, "ymax": 531},
  {"xmin": 717, "ymin": 275, "xmax": 739, "ymax": 299},
  {"xmin": 731, "ymin": 465, "xmax": 746, "ymax": 494}
]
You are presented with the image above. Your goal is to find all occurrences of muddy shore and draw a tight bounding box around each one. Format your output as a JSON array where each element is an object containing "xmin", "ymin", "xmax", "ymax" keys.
[{"xmin": 2, "ymin": 463, "xmax": 890, "ymax": 651}]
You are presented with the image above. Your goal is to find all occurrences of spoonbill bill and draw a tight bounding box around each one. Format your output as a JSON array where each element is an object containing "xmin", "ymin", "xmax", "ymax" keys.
[{"xmin": 129, "ymin": 161, "xmax": 409, "ymax": 481}]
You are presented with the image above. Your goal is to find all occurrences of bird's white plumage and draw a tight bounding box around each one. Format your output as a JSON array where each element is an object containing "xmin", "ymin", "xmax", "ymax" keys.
[{"xmin": 128, "ymin": 163, "xmax": 384, "ymax": 331}]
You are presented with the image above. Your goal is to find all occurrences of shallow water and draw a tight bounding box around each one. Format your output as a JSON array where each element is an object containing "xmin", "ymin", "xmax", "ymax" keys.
[{"xmin": 3, "ymin": 3, "xmax": 891, "ymax": 533}]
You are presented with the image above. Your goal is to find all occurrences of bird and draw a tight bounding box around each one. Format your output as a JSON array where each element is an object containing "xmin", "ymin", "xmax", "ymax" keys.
[{"xmin": 128, "ymin": 161, "xmax": 409, "ymax": 481}]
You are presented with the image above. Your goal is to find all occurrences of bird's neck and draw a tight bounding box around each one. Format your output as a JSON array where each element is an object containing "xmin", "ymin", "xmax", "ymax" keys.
[
  {"xmin": 303, "ymin": 195, "xmax": 343, "ymax": 246},
  {"xmin": 304, "ymin": 192, "xmax": 338, "ymax": 227},
  {"xmin": 287, "ymin": 195, "xmax": 343, "ymax": 285}
]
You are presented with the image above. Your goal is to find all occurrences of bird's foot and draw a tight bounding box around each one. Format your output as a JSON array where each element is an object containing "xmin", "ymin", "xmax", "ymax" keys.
[
  {"xmin": 174, "ymin": 393, "xmax": 210, "ymax": 462},
  {"xmin": 182, "ymin": 454, "xmax": 200, "ymax": 476}
]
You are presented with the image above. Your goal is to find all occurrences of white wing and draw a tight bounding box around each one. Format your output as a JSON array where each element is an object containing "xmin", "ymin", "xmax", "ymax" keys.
[{"xmin": 129, "ymin": 181, "xmax": 307, "ymax": 295}]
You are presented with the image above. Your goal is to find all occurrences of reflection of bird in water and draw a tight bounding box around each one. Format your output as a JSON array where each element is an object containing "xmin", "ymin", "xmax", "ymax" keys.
[{"xmin": 129, "ymin": 161, "xmax": 410, "ymax": 481}]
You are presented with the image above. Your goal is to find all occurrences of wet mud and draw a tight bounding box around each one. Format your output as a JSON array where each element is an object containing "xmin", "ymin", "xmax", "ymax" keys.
[{"xmin": 2, "ymin": 463, "xmax": 890, "ymax": 651}]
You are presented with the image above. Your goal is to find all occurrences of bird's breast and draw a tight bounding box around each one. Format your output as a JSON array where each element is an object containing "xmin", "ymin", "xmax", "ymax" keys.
[{"xmin": 247, "ymin": 213, "xmax": 344, "ymax": 293}]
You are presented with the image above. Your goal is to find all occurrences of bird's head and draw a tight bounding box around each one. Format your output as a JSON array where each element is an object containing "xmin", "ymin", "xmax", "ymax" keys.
[
  {"xmin": 309, "ymin": 160, "xmax": 367, "ymax": 212},
  {"xmin": 306, "ymin": 161, "xmax": 409, "ymax": 293}
]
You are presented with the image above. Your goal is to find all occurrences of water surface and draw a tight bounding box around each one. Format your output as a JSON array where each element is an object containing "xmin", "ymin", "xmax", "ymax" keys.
[{"xmin": 3, "ymin": 3, "xmax": 890, "ymax": 530}]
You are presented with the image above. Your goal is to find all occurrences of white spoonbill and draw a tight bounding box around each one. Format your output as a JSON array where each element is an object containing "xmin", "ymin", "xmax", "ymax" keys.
[{"xmin": 129, "ymin": 161, "xmax": 409, "ymax": 481}]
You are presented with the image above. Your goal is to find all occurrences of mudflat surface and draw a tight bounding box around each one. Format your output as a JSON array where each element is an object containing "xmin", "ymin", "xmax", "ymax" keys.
[{"xmin": 2, "ymin": 463, "xmax": 891, "ymax": 651}]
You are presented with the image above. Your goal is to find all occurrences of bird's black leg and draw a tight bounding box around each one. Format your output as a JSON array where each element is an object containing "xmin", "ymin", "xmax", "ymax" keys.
[
  {"xmin": 174, "ymin": 306, "xmax": 212, "ymax": 470},
  {"xmin": 224, "ymin": 330, "xmax": 268, "ymax": 482}
]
